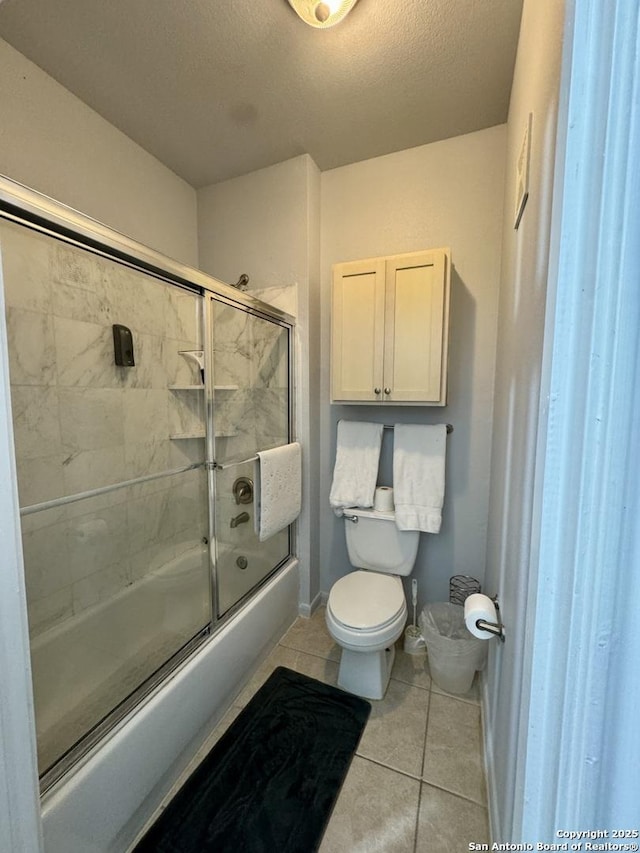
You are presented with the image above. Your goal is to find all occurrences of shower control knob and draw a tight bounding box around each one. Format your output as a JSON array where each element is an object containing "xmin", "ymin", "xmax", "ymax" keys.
[{"xmin": 374, "ymin": 388, "xmax": 381, "ymax": 395}]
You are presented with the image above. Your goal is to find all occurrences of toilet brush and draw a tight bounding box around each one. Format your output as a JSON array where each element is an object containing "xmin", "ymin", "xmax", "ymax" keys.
[
  {"xmin": 404, "ymin": 578, "xmax": 426, "ymax": 655},
  {"xmin": 412, "ymin": 577, "xmax": 418, "ymax": 630}
]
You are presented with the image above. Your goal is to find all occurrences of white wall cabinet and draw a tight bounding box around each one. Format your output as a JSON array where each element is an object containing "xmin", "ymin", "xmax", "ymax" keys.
[{"xmin": 331, "ymin": 248, "xmax": 450, "ymax": 405}]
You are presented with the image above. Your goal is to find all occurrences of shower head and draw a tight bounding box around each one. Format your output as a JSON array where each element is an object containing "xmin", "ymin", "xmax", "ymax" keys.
[{"xmin": 233, "ymin": 274, "xmax": 249, "ymax": 291}]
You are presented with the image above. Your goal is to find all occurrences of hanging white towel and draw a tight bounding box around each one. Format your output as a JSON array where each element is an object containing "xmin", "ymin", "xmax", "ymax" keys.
[
  {"xmin": 393, "ymin": 424, "xmax": 447, "ymax": 533},
  {"xmin": 254, "ymin": 442, "xmax": 302, "ymax": 542},
  {"xmin": 329, "ymin": 420, "xmax": 384, "ymax": 514}
]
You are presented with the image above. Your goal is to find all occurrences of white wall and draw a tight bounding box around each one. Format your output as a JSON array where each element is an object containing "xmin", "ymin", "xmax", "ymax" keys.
[
  {"xmin": 0, "ymin": 39, "xmax": 198, "ymax": 266},
  {"xmin": 320, "ymin": 126, "xmax": 506, "ymax": 606},
  {"xmin": 198, "ymin": 155, "xmax": 311, "ymax": 291},
  {"xmin": 198, "ymin": 154, "xmax": 322, "ymax": 608},
  {"xmin": 483, "ymin": 0, "xmax": 566, "ymax": 840}
]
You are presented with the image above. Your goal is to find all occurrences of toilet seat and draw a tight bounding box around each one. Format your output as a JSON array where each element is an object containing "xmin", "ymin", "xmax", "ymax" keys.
[
  {"xmin": 327, "ymin": 571, "xmax": 405, "ymax": 631},
  {"xmin": 326, "ymin": 571, "xmax": 408, "ymax": 656}
]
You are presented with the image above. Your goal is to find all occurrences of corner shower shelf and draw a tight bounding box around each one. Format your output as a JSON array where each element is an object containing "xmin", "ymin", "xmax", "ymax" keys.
[
  {"xmin": 170, "ymin": 432, "xmax": 206, "ymax": 440},
  {"xmin": 170, "ymin": 431, "xmax": 238, "ymax": 440},
  {"xmin": 168, "ymin": 385, "xmax": 239, "ymax": 391},
  {"xmin": 169, "ymin": 384, "xmax": 203, "ymax": 391}
]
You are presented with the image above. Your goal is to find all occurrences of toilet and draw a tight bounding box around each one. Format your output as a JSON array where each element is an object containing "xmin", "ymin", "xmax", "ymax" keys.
[{"xmin": 325, "ymin": 507, "xmax": 420, "ymax": 699}]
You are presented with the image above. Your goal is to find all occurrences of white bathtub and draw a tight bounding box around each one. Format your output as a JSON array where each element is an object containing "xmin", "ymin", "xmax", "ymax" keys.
[
  {"xmin": 39, "ymin": 556, "xmax": 299, "ymax": 853},
  {"xmin": 31, "ymin": 545, "xmax": 210, "ymax": 748}
]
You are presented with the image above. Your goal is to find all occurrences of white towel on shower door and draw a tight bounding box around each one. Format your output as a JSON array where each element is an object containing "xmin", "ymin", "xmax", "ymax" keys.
[
  {"xmin": 254, "ymin": 442, "xmax": 302, "ymax": 542},
  {"xmin": 393, "ymin": 424, "xmax": 447, "ymax": 533},
  {"xmin": 329, "ymin": 420, "xmax": 384, "ymax": 514}
]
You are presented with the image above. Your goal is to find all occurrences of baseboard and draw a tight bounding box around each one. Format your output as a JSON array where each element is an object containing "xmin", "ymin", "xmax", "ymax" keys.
[
  {"xmin": 298, "ymin": 590, "xmax": 326, "ymax": 618},
  {"xmin": 480, "ymin": 672, "xmax": 500, "ymax": 843}
]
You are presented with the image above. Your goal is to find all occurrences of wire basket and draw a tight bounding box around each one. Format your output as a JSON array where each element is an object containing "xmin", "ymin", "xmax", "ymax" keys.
[{"xmin": 449, "ymin": 575, "xmax": 481, "ymax": 606}]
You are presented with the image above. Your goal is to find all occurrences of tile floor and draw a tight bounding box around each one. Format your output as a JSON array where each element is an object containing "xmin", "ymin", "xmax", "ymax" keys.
[{"xmin": 132, "ymin": 607, "xmax": 490, "ymax": 852}]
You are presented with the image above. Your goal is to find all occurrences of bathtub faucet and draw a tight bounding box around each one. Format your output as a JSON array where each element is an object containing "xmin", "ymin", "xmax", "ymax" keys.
[{"xmin": 230, "ymin": 511, "xmax": 250, "ymax": 528}]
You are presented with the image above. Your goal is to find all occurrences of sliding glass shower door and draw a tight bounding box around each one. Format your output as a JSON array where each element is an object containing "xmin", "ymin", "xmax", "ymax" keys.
[
  {"xmin": 210, "ymin": 298, "xmax": 292, "ymax": 616},
  {"xmin": 1, "ymin": 196, "xmax": 295, "ymax": 792},
  {"xmin": 0, "ymin": 219, "xmax": 211, "ymax": 786}
]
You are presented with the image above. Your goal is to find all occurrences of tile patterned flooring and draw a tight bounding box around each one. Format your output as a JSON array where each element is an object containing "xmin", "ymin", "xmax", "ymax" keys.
[{"xmin": 133, "ymin": 607, "xmax": 490, "ymax": 852}]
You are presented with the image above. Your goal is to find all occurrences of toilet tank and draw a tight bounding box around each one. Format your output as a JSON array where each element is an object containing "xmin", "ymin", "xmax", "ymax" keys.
[{"xmin": 344, "ymin": 508, "xmax": 420, "ymax": 576}]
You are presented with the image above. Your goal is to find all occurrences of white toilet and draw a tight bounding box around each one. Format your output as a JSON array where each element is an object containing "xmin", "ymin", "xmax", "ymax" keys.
[{"xmin": 325, "ymin": 508, "xmax": 420, "ymax": 699}]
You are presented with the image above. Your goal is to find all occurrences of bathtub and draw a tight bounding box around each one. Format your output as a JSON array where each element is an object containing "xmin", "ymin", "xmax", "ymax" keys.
[
  {"xmin": 31, "ymin": 545, "xmax": 210, "ymax": 752},
  {"xmin": 39, "ymin": 556, "xmax": 299, "ymax": 852}
]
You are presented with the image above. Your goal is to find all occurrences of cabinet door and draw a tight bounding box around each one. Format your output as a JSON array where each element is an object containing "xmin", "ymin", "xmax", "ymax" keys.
[
  {"xmin": 383, "ymin": 250, "xmax": 449, "ymax": 404},
  {"xmin": 331, "ymin": 258, "xmax": 385, "ymax": 402}
]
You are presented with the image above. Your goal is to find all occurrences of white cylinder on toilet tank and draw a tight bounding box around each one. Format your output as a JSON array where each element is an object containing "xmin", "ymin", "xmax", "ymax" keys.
[{"xmin": 344, "ymin": 508, "xmax": 419, "ymax": 575}]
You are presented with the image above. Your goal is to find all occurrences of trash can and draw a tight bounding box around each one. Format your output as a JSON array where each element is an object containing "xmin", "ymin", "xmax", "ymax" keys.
[{"xmin": 419, "ymin": 602, "xmax": 487, "ymax": 695}]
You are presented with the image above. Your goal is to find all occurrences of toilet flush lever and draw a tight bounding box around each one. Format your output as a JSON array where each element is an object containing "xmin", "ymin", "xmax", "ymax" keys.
[{"xmin": 344, "ymin": 514, "xmax": 359, "ymax": 523}]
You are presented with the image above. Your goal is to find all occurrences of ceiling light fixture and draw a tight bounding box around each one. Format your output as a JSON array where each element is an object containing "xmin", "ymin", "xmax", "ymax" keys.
[{"xmin": 286, "ymin": 0, "xmax": 360, "ymax": 29}]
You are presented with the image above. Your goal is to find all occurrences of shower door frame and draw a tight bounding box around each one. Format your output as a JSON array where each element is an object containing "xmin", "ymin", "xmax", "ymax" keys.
[
  {"xmin": 0, "ymin": 174, "xmax": 296, "ymax": 794},
  {"xmin": 204, "ymin": 292, "xmax": 296, "ymax": 622}
]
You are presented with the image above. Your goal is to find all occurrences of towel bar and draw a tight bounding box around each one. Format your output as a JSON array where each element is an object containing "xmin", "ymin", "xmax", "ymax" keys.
[
  {"xmin": 382, "ymin": 423, "xmax": 453, "ymax": 433},
  {"xmin": 214, "ymin": 455, "xmax": 258, "ymax": 470},
  {"xmin": 215, "ymin": 442, "xmax": 302, "ymax": 471}
]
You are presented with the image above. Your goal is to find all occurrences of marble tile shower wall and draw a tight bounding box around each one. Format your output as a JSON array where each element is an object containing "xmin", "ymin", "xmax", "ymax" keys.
[
  {"xmin": 0, "ymin": 220, "xmax": 208, "ymax": 639},
  {"xmin": 210, "ymin": 301, "xmax": 290, "ymax": 614},
  {"xmin": 212, "ymin": 302, "xmax": 289, "ymax": 463}
]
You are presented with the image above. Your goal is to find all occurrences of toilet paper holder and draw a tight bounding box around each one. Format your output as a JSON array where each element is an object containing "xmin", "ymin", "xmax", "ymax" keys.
[{"xmin": 475, "ymin": 595, "xmax": 506, "ymax": 642}]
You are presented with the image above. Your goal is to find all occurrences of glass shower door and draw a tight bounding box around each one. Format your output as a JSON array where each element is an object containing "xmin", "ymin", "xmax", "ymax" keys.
[
  {"xmin": 0, "ymin": 218, "xmax": 212, "ymax": 786},
  {"xmin": 210, "ymin": 298, "xmax": 292, "ymax": 616}
]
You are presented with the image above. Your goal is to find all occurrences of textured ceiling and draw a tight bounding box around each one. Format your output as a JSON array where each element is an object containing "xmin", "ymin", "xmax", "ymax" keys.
[{"xmin": 0, "ymin": 0, "xmax": 523, "ymax": 188}]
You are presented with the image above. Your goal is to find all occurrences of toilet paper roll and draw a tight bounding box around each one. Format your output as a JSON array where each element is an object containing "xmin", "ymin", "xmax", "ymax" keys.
[
  {"xmin": 374, "ymin": 486, "xmax": 394, "ymax": 512},
  {"xmin": 464, "ymin": 593, "xmax": 498, "ymax": 639}
]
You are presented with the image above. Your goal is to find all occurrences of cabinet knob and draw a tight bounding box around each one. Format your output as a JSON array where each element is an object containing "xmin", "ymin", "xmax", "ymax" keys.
[
  {"xmin": 384, "ymin": 387, "xmax": 391, "ymax": 395},
  {"xmin": 374, "ymin": 388, "xmax": 381, "ymax": 395}
]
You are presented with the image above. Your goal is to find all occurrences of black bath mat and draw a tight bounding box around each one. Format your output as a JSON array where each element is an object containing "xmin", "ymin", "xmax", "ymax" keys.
[{"xmin": 134, "ymin": 666, "xmax": 371, "ymax": 853}]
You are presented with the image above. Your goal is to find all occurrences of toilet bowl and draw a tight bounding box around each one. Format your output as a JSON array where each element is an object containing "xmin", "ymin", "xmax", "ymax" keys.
[{"xmin": 325, "ymin": 508, "xmax": 420, "ymax": 700}]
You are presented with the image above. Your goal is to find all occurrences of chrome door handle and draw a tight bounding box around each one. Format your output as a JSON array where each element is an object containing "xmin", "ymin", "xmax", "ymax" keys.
[
  {"xmin": 384, "ymin": 387, "xmax": 391, "ymax": 395},
  {"xmin": 374, "ymin": 387, "xmax": 381, "ymax": 394}
]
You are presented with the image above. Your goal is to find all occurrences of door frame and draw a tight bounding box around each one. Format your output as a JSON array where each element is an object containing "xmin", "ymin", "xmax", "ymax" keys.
[{"xmin": 518, "ymin": 0, "xmax": 640, "ymax": 835}]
